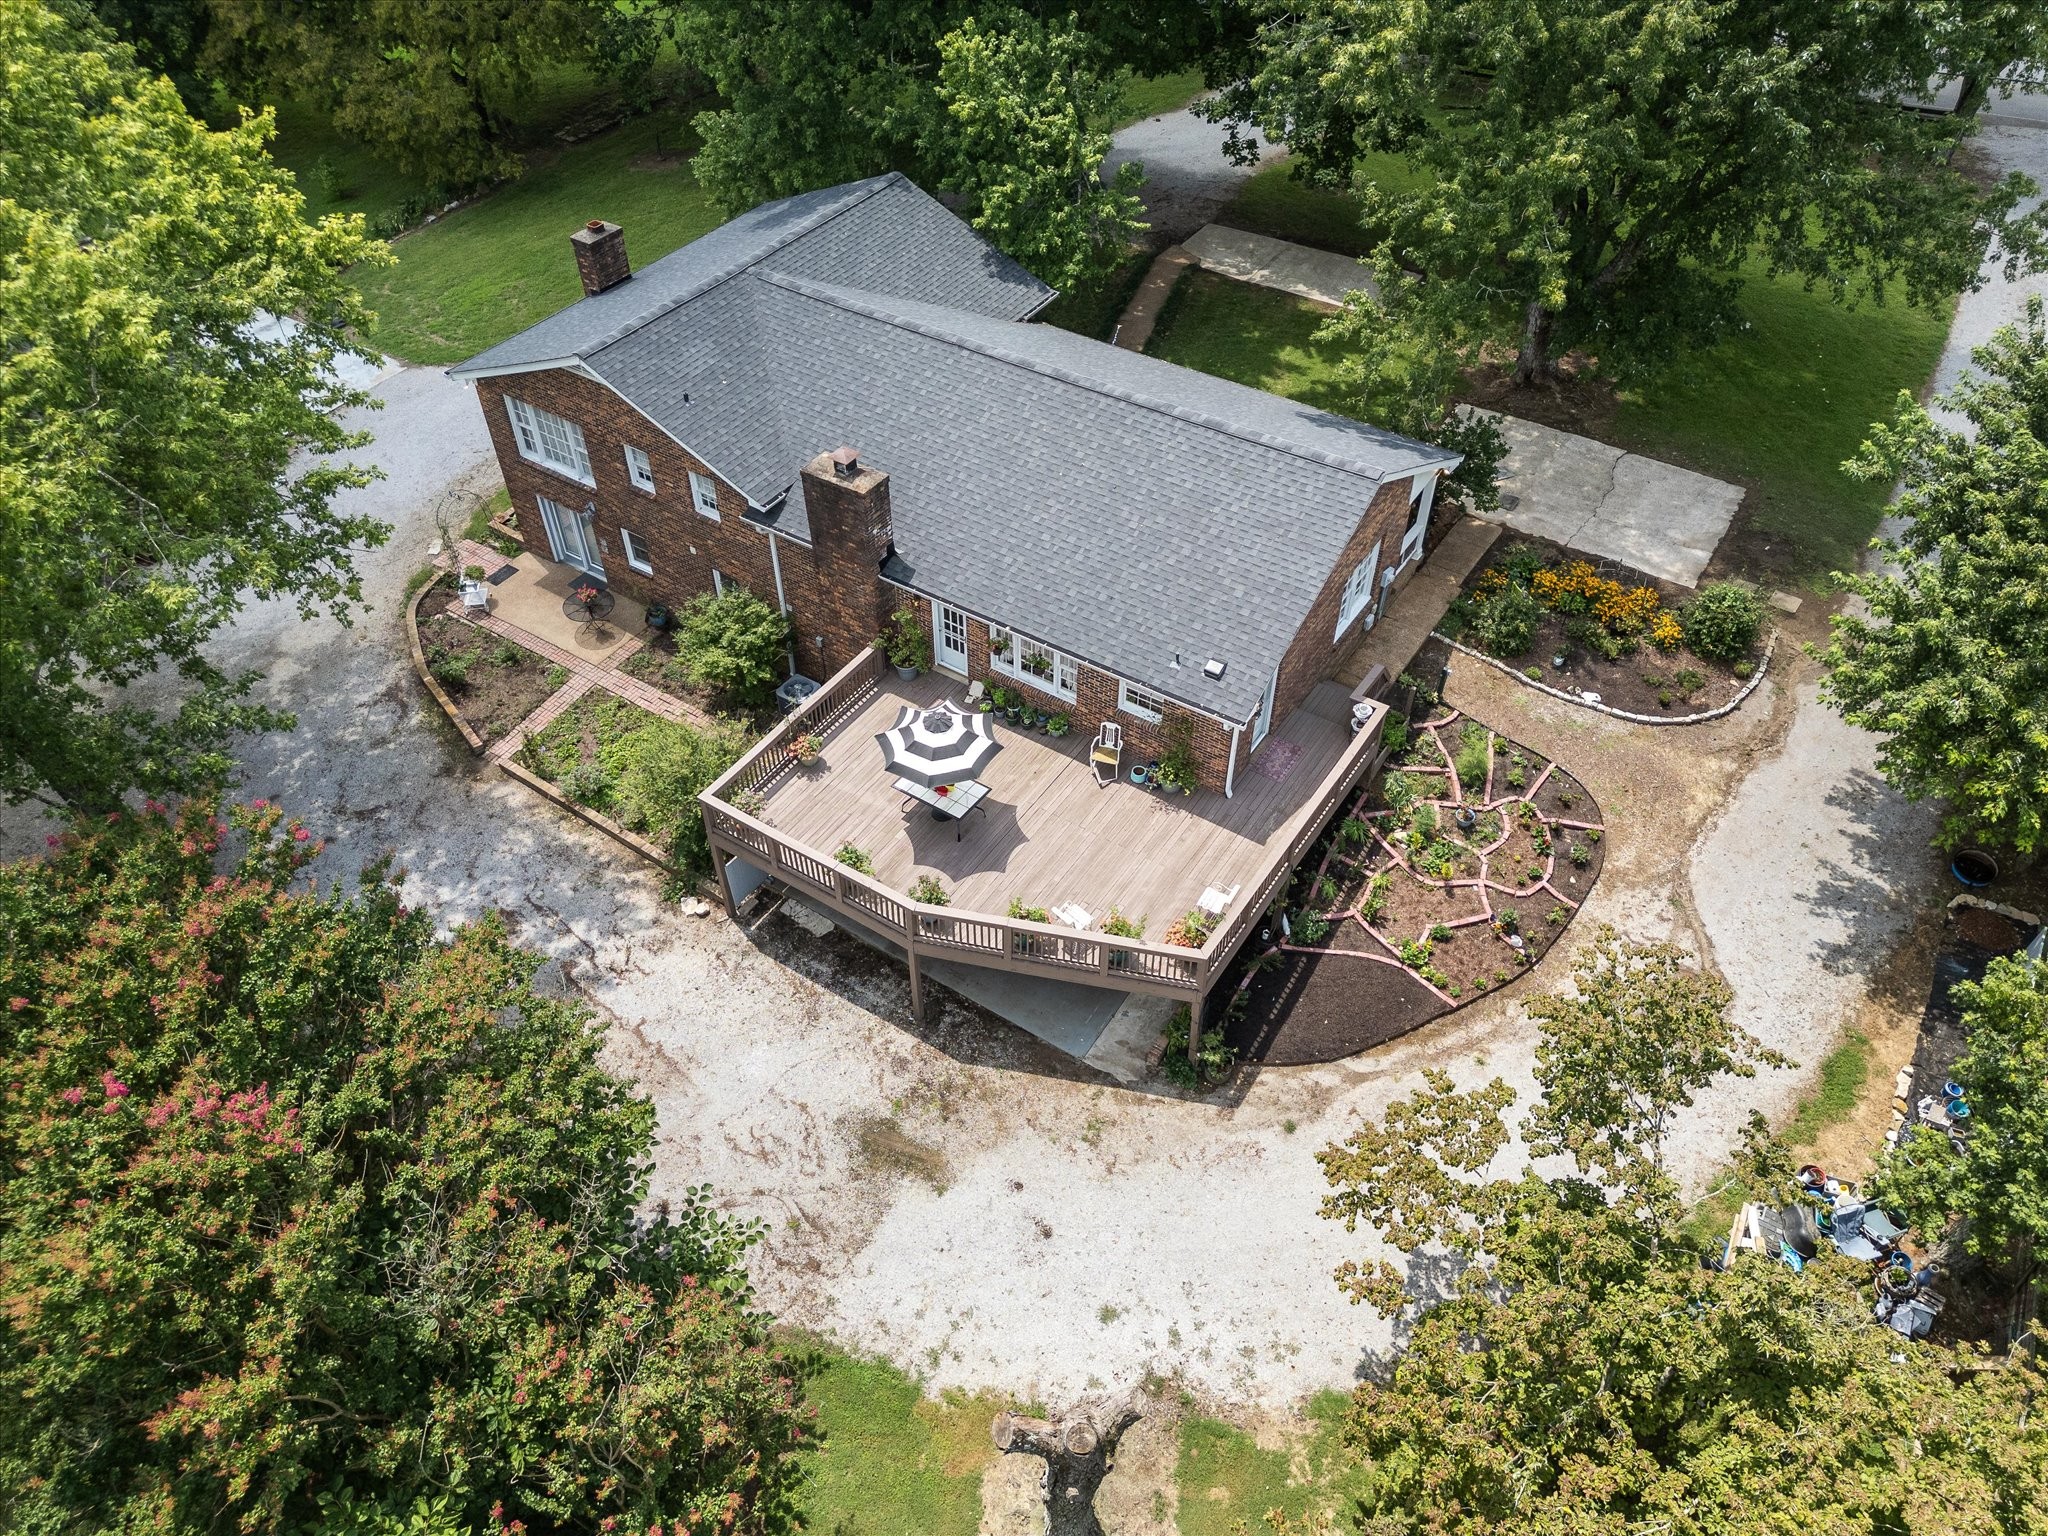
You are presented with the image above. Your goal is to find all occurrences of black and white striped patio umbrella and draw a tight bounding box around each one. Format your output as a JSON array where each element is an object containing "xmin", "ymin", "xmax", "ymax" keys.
[{"xmin": 874, "ymin": 702, "xmax": 1002, "ymax": 789}]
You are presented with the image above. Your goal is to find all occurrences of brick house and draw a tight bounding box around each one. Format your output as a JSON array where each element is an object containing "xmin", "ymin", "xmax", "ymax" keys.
[{"xmin": 450, "ymin": 173, "xmax": 1459, "ymax": 796}]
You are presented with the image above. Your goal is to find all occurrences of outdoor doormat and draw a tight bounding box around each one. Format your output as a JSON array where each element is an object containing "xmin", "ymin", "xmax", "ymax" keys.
[
  {"xmin": 1253, "ymin": 739, "xmax": 1304, "ymax": 784},
  {"xmin": 1220, "ymin": 701, "xmax": 1608, "ymax": 1064},
  {"xmin": 486, "ymin": 564, "xmax": 518, "ymax": 584}
]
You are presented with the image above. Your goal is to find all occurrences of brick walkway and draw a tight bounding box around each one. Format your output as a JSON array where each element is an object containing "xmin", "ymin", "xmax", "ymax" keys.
[{"xmin": 438, "ymin": 538, "xmax": 723, "ymax": 763}]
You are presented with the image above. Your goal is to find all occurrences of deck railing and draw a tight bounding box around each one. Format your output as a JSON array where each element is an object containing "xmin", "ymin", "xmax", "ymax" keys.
[{"xmin": 699, "ymin": 650, "xmax": 1386, "ymax": 1004}]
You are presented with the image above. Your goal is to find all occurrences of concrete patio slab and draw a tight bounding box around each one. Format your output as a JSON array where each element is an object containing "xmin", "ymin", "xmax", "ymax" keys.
[
  {"xmin": 477, "ymin": 548, "xmax": 644, "ymax": 658},
  {"xmin": 1181, "ymin": 224, "xmax": 1380, "ymax": 308},
  {"xmin": 1469, "ymin": 408, "xmax": 1742, "ymax": 586}
]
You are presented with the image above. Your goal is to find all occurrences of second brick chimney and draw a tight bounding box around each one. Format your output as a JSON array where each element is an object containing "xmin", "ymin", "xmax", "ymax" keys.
[
  {"xmin": 570, "ymin": 219, "xmax": 630, "ymax": 296},
  {"xmin": 801, "ymin": 448, "xmax": 894, "ymax": 676}
]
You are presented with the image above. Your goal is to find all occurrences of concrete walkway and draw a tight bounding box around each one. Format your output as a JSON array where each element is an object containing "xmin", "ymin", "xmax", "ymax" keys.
[
  {"xmin": 1470, "ymin": 408, "xmax": 1743, "ymax": 587},
  {"xmin": 1338, "ymin": 517, "xmax": 1500, "ymax": 688},
  {"xmin": 1113, "ymin": 244, "xmax": 1195, "ymax": 351},
  {"xmin": 1181, "ymin": 224, "xmax": 1379, "ymax": 308}
]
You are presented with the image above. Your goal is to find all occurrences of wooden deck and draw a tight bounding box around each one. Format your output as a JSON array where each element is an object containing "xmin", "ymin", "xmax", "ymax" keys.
[{"xmin": 757, "ymin": 673, "xmax": 1357, "ymax": 938}]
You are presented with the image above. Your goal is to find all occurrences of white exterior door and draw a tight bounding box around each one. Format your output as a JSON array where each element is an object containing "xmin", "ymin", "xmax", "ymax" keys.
[
  {"xmin": 537, "ymin": 495, "xmax": 605, "ymax": 579},
  {"xmin": 1249, "ymin": 667, "xmax": 1278, "ymax": 749},
  {"xmin": 932, "ymin": 601, "xmax": 969, "ymax": 674}
]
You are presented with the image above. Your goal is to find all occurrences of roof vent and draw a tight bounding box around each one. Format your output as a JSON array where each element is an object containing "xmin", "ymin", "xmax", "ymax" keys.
[
  {"xmin": 830, "ymin": 447, "xmax": 861, "ymax": 478},
  {"xmin": 1203, "ymin": 659, "xmax": 1227, "ymax": 681}
]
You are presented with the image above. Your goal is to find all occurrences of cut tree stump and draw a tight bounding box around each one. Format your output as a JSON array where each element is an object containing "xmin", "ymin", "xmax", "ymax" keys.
[{"xmin": 990, "ymin": 1395, "xmax": 1143, "ymax": 1536}]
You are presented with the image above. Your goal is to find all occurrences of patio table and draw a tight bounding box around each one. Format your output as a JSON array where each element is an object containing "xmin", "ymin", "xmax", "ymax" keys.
[
  {"xmin": 894, "ymin": 776, "xmax": 990, "ymax": 840},
  {"xmin": 563, "ymin": 587, "xmax": 615, "ymax": 625}
]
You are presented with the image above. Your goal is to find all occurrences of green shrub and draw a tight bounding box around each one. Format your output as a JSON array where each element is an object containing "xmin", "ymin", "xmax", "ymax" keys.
[
  {"xmin": 674, "ymin": 587, "xmax": 794, "ymax": 708},
  {"xmin": 1429, "ymin": 922, "xmax": 1452, "ymax": 942},
  {"xmin": 561, "ymin": 760, "xmax": 613, "ymax": 809},
  {"xmin": 1398, "ymin": 936, "xmax": 1434, "ymax": 969},
  {"xmin": 1293, "ymin": 911, "xmax": 1331, "ymax": 945},
  {"xmin": 1007, "ymin": 898, "xmax": 1051, "ymax": 923},
  {"xmin": 1472, "ymin": 580, "xmax": 1542, "ymax": 657},
  {"xmin": 1381, "ymin": 770, "xmax": 1418, "ymax": 815},
  {"xmin": 1500, "ymin": 544, "xmax": 1546, "ymax": 587},
  {"xmin": 1340, "ymin": 815, "xmax": 1370, "ymax": 848},
  {"xmin": 1681, "ymin": 582, "xmax": 1765, "ymax": 662},
  {"xmin": 1382, "ymin": 716, "xmax": 1411, "ymax": 754},
  {"xmin": 1454, "ymin": 721, "xmax": 1491, "ymax": 791},
  {"xmin": 833, "ymin": 843, "xmax": 874, "ymax": 874},
  {"xmin": 1101, "ymin": 907, "xmax": 1145, "ymax": 939},
  {"xmin": 1160, "ymin": 1003, "xmax": 1237, "ymax": 1090},
  {"xmin": 1674, "ymin": 667, "xmax": 1706, "ymax": 696},
  {"xmin": 907, "ymin": 874, "xmax": 948, "ymax": 905},
  {"xmin": 490, "ymin": 640, "xmax": 524, "ymax": 667},
  {"xmin": 608, "ymin": 716, "xmax": 753, "ymax": 879},
  {"xmin": 427, "ymin": 649, "xmax": 471, "ymax": 688},
  {"xmin": 1733, "ymin": 658, "xmax": 1756, "ymax": 680},
  {"xmin": 879, "ymin": 604, "xmax": 930, "ymax": 671}
]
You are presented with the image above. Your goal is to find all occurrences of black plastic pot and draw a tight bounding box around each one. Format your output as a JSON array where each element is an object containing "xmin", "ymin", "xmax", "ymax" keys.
[{"xmin": 1952, "ymin": 849, "xmax": 1998, "ymax": 888}]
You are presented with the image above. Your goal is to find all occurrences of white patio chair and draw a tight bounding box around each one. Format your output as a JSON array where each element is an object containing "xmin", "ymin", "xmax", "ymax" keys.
[
  {"xmin": 964, "ymin": 679, "xmax": 985, "ymax": 710},
  {"xmin": 1090, "ymin": 721, "xmax": 1122, "ymax": 787},
  {"xmin": 458, "ymin": 578, "xmax": 491, "ymax": 615}
]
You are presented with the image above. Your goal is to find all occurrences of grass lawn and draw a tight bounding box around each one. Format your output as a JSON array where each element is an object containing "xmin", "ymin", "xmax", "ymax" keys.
[
  {"xmin": 794, "ymin": 1346, "xmax": 1001, "ymax": 1536},
  {"xmin": 1614, "ymin": 269, "xmax": 1953, "ymax": 581},
  {"xmin": 352, "ymin": 107, "xmax": 719, "ymax": 363},
  {"xmin": 1220, "ymin": 157, "xmax": 1436, "ymax": 259},
  {"xmin": 1119, "ymin": 69, "xmax": 1207, "ymax": 127},
  {"xmin": 1145, "ymin": 268, "xmax": 1353, "ymax": 410},
  {"xmin": 1176, "ymin": 1391, "xmax": 1375, "ymax": 1535}
]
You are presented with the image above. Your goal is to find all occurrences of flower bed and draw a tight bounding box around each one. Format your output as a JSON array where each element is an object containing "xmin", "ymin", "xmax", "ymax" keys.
[
  {"xmin": 1221, "ymin": 699, "xmax": 1608, "ymax": 1062},
  {"xmin": 416, "ymin": 598, "xmax": 560, "ymax": 745},
  {"xmin": 1442, "ymin": 539, "xmax": 1766, "ymax": 715}
]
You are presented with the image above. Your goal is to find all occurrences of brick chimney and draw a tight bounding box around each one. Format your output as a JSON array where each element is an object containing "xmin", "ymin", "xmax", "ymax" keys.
[
  {"xmin": 570, "ymin": 219, "xmax": 630, "ymax": 296},
  {"xmin": 801, "ymin": 448, "xmax": 894, "ymax": 676}
]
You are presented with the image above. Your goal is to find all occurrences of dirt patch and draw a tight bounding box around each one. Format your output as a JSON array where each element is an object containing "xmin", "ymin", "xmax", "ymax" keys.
[
  {"xmin": 850, "ymin": 1115, "xmax": 952, "ymax": 1191},
  {"xmin": 1531, "ymin": 767, "xmax": 1596, "ymax": 823},
  {"xmin": 1228, "ymin": 949, "xmax": 1442, "ymax": 1064},
  {"xmin": 416, "ymin": 609, "xmax": 561, "ymax": 744},
  {"xmin": 1952, "ymin": 904, "xmax": 2027, "ymax": 953},
  {"xmin": 1369, "ymin": 872, "xmax": 1488, "ymax": 939}
]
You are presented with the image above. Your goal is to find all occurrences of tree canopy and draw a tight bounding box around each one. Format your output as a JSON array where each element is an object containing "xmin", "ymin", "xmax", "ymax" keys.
[
  {"xmin": 0, "ymin": 0, "xmax": 389, "ymax": 811},
  {"xmin": 0, "ymin": 799, "xmax": 808, "ymax": 1534},
  {"xmin": 1310, "ymin": 933, "xmax": 2048, "ymax": 1533},
  {"xmin": 928, "ymin": 11, "xmax": 1146, "ymax": 290},
  {"xmin": 1820, "ymin": 297, "xmax": 2048, "ymax": 855},
  {"xmin": 1211, "ymin": 0, "xmax": 2048, "ymax": 384}
]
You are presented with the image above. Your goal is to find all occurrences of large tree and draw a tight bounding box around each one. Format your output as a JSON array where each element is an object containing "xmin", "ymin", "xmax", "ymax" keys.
[
  {"xmin": 0, "ymin": 799, "xmax": 808, "ymax": 1533},
  {"xmin": 928, "ymin": 11, "xmax": 1147, "ymax": 289},
  {"xmin": 1210, "ymin": 0, "xmax": 2048, "ymax": 385},
  {"xmin": 199, "ymin": 0, "xmax": 620, "ymax": 189},
  {"xmin": 1872, "ymin": 953, "xmax": 2048, "ymax": 1296},
  {"xmin": 0, "ymin": 0, "xmax": 389, "ymax": 811},
  {"xmin": 1309, "ymin": 944, "xmax": 2048, "ymax": 1534},
  {"xmin": 669, "ymin": 0, "xmax": 1230, "ymax": 217},
  {"xmin": 1820, "ymin": 298, "xmax": 2048, "ymax": 855}
]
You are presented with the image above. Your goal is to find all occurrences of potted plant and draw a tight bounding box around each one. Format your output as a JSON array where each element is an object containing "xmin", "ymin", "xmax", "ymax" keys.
[
  {"xmin": 789, "ymin": 732, "xmax": 824, "ymax": 767},
  {"xmin": 463, "ymin": 563, "xmax": 486, "ymax": 581},
  {"xmin": 1046, "ymin": 712, "xmax": 1071, "ymax": 737},
  {"xmin": 880, "ymin": 605, "xmax": 929, "ymax": 680}
]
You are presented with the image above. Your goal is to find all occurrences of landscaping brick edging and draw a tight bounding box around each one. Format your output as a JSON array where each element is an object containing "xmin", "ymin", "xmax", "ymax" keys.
[
  {"xmin": 497, "ymin": 758, "xmax": 680, "ymax": 876},
  {"xmin": 1431, "ymin": 631, "xmax": 1776, "ymax": 725},
  {"xmin": 406, "ymin": 576, "xmax": 487, "ymax": 754}
]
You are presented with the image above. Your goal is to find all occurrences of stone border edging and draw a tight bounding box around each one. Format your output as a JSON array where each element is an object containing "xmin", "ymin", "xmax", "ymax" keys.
[
  {"xmin": 1431, "ymin": 632, "xmax": 1776, "ymax": 725},
  {"xmin": 498, "ymin": 758, "xmax": 680, "ymax": 876},
  {"xmin": 406, "ymin": 577, "xmax": 486, "ymax": 755}
]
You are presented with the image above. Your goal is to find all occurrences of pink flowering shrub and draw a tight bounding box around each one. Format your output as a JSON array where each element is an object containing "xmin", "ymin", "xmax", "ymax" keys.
[{"xmin": 0, "ymin": 797, "xmax": 805, "ymax": 1533}]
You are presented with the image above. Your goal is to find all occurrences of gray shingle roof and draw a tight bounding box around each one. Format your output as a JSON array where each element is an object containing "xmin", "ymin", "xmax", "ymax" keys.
[
  {"xmin": 456, "ymin": 176, "xmax": 1453, "ymax": 722},
  {"xmin": 451, "ymin": 173, "xmax": 1051, "ymax": 377}
]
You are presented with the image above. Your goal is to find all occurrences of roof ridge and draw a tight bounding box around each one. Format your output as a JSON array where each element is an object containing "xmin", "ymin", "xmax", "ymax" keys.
[
  {"xmin": 751, "ymin": 268, "xmax": 1414, "ymax": 483},
  {"xmin": 579, "ymin": 174, "xmax": 905, "ymax": 359}
]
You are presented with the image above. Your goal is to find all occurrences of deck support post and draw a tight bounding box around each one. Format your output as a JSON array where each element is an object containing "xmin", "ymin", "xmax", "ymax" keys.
[
  {"xmin": 713, "ymin": 846, "xmax": 738, "ymax": 916},
  {"xmin": 1187, "ymin": 995, "xmax": 1202, "ymax": 1061},
  {"xmin": 907, "ymin": 944, "xmax": 927, "ymax": 1024}
]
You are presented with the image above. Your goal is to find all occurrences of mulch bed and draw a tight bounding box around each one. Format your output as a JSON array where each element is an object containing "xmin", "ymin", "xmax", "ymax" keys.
[
  {"xmin": 1226, "ymin": 950, "xmax": 1444, "ymax": 1065},
  {"xmin": 1447, "ymin": 535, "xmax": 1763, "ymax": 716},
  {"xmin": 1224, "ymin": 701, "xmax": 1611, "ymax": 1066},
  {"xmin": 417, "ymin": 609, "xmax": 561, "ymax": 745},
  {"xmin": 620, "ymin": 634, "xmax": 773, "ymax": 731}
]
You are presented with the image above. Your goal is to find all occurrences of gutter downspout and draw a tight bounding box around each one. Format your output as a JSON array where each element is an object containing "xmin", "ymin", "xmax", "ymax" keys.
[
  {"xmin": 1224, "ymin": 723, "xmax": 1240, "ymax": 799},
  {"xmin": 767, "ymin": 531, "xmax": 796, "ymax": 677}
]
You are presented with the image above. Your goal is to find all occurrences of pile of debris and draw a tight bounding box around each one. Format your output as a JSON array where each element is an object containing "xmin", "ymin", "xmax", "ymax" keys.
[{"xmin": 1723, "ymin": 1166, "xmax": 1942, "ymax": 1339}]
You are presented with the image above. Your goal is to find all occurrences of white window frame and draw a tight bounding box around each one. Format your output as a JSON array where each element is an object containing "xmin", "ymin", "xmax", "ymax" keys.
[
  {"xmin": 1334, "ymin": 542, "xmax": 1382, "ymax": 639},
  {"xmin": 621, "ymin": 527, "xmax": 653, "ymax": 574},
  {"xmin": 688, "ymin": 470, "xmax": 721, "ymax": 521},
  {"xmin": 505, "ymin": 396, "xmax": 593, "ymax": 485},
  {"xmin": 988, "ymin": 626, "xmax": 1078, "ymax": 702},
  {"xmin": 711, "ymin": 568, "xmax": 726, "ymax": 596},
  {"xmin": 623, "ymin": 444, "xmax": 656, "ymax": 494},
  {"xmin": 1118, "ymin": 680, "xmax": 1168, "ymax": 722}
]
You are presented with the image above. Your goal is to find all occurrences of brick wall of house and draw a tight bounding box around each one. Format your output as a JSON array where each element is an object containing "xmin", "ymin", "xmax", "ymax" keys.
[
  {"xmin": 1266, "ymin": 475, "xmax": 1416, "ymax": 733},
  {"xmin": 942, "ymin": 612, "xmax": 1239, "ymax": 792}
]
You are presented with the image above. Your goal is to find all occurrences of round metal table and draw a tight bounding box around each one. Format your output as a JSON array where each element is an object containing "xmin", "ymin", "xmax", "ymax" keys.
[{"xmin": 562, "ymin": 587, "xmax": 616, "ymax": 625}]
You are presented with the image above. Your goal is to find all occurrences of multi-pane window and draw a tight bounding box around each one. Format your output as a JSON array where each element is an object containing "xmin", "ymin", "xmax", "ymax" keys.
[
  {"xmin": 624, "ymin": 445, "xmax": 656, "ymax": 493},
  {"xmin": 1118, "ymin": 681, "xmax": 1168, "ymax": 722},
  {"xmin": 1334, "ymin": 542, "xmax": 1381, "ymax": 638},
  {"xmin": 688, "ymin": 470, "xmax": 721, "ymax": 520},
  {"xmin": 989, "ymin": 625, "xmax": 1077, "ymax": 701},
  {"xmin": 621, "ymin": 527, "xmax": 653, "ymax": 572},
  {"xmin": 505, "ymin": 396, "xmax": 593, "ymax": 484}
]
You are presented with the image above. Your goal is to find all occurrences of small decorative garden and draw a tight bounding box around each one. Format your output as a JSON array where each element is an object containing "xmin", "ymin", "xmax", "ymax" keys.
[
  {"xmin": 416, "ymin": 579, "xmax": 561, "ymax": 744},
  {"xmin": 1217, "ymin": 678, "xmax": 1607, "ymax": 1068},
  {"xmin": 516, "ymin": 691, "xmax": 752, "ymax": 880},
  {"xmin": 1441, "ymin": 540, "xmax": 1768, "ymax": 716}
]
